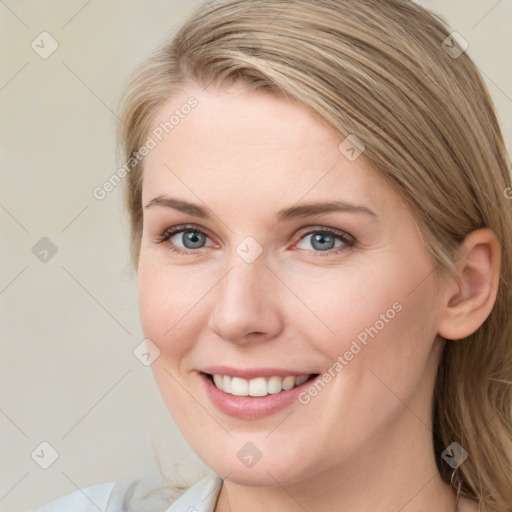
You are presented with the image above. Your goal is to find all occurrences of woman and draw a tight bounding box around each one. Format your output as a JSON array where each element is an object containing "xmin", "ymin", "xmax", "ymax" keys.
[{"xmin": 34, "ymin": 0, "xmax": 512, "ymax": 511}]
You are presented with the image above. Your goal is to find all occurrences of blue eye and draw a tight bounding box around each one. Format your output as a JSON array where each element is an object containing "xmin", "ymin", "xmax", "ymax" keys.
[
  {"xmin": 156, "ymin": 226, "xmax": 212, "ymax": 254},
  {"xmin": 296, "ymin": 228, "xmax": 354, "ymax": 254},
  {"xmin": 177, "ymin": 230, "xmax": 207, "ymax": 249},
  {"xmin": 305, "ymin": 232, "xmax": 337, "ymax": 251}
]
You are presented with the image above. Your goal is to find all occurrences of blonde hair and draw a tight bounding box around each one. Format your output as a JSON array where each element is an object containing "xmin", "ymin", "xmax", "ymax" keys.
[{"xmin": 117, "ymin": 1, "xmax": 512, "ymax": 510}]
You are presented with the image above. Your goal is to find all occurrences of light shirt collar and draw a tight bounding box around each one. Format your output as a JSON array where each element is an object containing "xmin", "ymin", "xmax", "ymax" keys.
[{"xmin": 165, "ymin": 473, "xmax": 223, "ymax": 512}]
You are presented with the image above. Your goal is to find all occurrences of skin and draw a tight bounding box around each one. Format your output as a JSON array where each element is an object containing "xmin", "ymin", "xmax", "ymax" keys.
[{"xmin": 137, "ymin": 83, "xmax": 499, "ymax": 511}]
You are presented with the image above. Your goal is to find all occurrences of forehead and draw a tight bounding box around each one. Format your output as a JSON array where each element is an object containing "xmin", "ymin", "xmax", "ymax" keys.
[{"xmin": 142, "ymin": 85, "xmax": 394, "ymax": 212}]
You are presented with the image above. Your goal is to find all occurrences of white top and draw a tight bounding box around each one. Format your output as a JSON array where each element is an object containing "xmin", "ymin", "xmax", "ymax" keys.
[{"xmin": 32, "ymin": 472, "xmax": 223, "ymax": 512}]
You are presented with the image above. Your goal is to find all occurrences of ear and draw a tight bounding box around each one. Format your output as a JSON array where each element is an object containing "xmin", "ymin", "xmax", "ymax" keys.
[{"xmin": 437, "ymin": 228, "xmax": 501, "ymax": 341}]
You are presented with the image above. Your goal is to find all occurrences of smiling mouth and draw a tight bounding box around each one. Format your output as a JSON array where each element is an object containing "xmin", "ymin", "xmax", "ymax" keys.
[{"xmin": 202, "ymin": 372, "xmax": 319, "ymax": 397}]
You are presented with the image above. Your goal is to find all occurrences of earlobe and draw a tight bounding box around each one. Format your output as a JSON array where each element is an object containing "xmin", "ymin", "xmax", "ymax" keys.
[{"xmin": 437, "ymin": 228, "xmax": 501, "ymax": 341}]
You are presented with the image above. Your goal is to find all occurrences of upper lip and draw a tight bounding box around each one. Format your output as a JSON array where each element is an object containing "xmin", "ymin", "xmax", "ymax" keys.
[{"xmin": 200, "ymin": 366, "xmax": 317, "ymax": 379}]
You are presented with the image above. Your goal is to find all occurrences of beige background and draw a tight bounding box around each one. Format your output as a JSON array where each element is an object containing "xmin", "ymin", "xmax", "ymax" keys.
[{"xmin": 1, "ymin": 1, "xmax": 511, "ymax": 510}]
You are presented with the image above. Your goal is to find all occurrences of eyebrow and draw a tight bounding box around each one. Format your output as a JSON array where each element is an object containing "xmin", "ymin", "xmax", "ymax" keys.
[
  {"xmin": 275, "ymin": 200, "xmax": 377, "ymax": 222},
  {"xmin": 144, "ymin": 195, "xmax": 377, "ymax": 221},
  {"xmin": 145, "ymin": 196, "xmax": 209, "ymax": 218}
]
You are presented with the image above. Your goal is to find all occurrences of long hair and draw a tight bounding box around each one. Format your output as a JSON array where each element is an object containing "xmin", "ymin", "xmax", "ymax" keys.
[{"xmin": 117, "ymin": 1, "xmax": 512, "ymax": 510}]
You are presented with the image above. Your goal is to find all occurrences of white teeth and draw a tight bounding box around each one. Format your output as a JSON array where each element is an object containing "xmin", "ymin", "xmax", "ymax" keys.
[
  {"xmin": 223, "ymin": 375, "xmax": 232, "ymax": 393},
  {"xmin": 282, "ymin": 376, "xmax": 295, "ymax": 390},
  {"xmin": 211, "ymin": 373, "xmax": 312, "ymax": 397},
  {"xmin": 295, "ymin": 375, "xmax": 309, "ymax": 386},
  {"xmin": 267, "ymin": 376, "xmax": 282, "ymax": 394},
  {"xmin": 248, "ymin": 377, "xmax": 267, "ymax": 397},
  {"xmin": 231, "ymin": 377, "xmax": 249, "ymax": 396},
  {"xmin": 213, "ymin": 374, "xmax": 223, "ymax": 388}
]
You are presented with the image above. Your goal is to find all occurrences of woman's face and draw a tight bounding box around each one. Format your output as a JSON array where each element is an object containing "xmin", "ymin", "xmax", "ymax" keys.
[{"xmin": 138, "ymin": 83, "xmax": 447, "ymax": 487}]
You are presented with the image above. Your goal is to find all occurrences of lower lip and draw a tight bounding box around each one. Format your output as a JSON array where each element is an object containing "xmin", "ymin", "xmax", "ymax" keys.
[{"xmin": 199, "ymin": 372, "xmax": 320, "ymax": 420}]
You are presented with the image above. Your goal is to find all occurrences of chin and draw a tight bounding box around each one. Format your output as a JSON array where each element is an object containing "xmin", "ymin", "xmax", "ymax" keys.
[{"xmin": 199, "ymin": 444, "xmax": 315, "ymax": 487}]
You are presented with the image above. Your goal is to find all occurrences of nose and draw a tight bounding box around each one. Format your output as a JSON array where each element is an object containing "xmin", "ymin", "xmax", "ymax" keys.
[{"xmin": 207, "ymin": 258, "xmax": 284, "ymax": 345}]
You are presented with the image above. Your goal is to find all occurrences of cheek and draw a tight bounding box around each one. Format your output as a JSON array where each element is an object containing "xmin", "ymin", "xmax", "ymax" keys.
[
  {"xmin": 137, "ymin": 258, "xmax": 212, "ymax": 360},
  {"xmin": 283, "ymin": 262, "xmax": 404, "ymax": 352},
  {"xmin": 286, "ymin": 264, "xmax": 440, "ymax": 452},
  {"xmin": 137, "ymin": 259, "xmax": 211, "ymax": 422},
  {"xmin": 287, "ymin": 253, "xmax": 439, "ymax": 374}
]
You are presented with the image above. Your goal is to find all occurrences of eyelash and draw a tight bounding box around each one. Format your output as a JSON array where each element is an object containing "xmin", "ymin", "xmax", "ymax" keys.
[
  {"xmin": 154, "ymin": 224, "xmax": 355, "ymax": 256},
  {"xmin": 154, "ymin": 225, "xmax": 211, "ymax": 255},
  {"xmin": 297, "ymin": 227, "xmax": 355, "ymax": 256}
]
